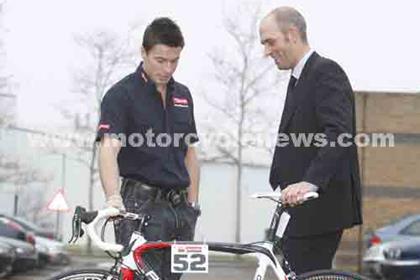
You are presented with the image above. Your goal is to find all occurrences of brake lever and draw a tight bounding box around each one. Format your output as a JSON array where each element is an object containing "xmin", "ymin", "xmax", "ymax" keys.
[
  {"xmin": 68, "ymin": 206, "xmax": 85, "ymax": 243},
  {"xmin": 68, "ymin": 208, "xmax": 78, "ymax": 243}
]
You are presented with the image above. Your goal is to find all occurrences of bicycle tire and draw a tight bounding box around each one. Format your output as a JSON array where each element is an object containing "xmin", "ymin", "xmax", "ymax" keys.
[
  {"xmin": 49, "ymin": 268, "xmax": 118, "ymax": 280},
  {"xmin": 299, "ymin": 269, "xmax": 371, "ymax": 280}
]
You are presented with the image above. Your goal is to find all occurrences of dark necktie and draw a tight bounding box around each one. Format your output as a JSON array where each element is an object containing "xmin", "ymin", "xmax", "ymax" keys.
[
  {"xmin": 284, "ymin": 75, "xmax": 297, "ymax": 111},
  {"xmin": 278, "ymin": 76, "xmax": 298, "ymax": 132},
  {"xmin": 287, "ymin": 75, "xmax": 297, "ymax": 94}
]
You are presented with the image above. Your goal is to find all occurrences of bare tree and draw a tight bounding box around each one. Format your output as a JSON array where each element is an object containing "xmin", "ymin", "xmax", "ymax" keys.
[
  {"xmin": 73, "ymin": 30, "xmax": 135, "ymax": 211},
  {"xmin": 60, "ymin": 29, "xmax": 137, "ymax": 252},
  {"xmin": 203, "ymin": 4, "xmax": 285, "ymax": 243},
  {"xmin": 0, "ymin": 0, "xmax": 11, "ymax": 126},
  {"xmin": 19, "ymin": 187, "xmax": 52, "ymax": 224},
  {"xmin": 0, "ymin": 154, "xmax": 52, "ymax": 217},
  {"xmin": 0, "ymin": 1, "xmax": 4, "ymax": 57},
  {"xmin": 0, "ymin": 1, "xmax": 6, "ymax": 88},
  {"xmin": 0, "ymin": 1, "xmax": 53, "ymax": 222},
  {"xmin": 0, "ymin": 154, "xmax": 47, "ymax": 183}
]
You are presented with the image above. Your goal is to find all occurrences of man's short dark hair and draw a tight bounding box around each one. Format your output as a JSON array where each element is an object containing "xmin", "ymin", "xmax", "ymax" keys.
[
  {"xmin": 142, "ymin": 17, "xmax": 184, "ymax": 52},
  {"xmin": 271, "ymin": 7, "xmax": 308, "ymax": 44}
]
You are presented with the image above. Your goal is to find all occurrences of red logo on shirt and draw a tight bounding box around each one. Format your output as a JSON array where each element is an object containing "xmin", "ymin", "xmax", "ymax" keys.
[
  {"xmin": 173, "ymin": 97, "xmax": 188, "ymax": 105},
  {"xmin": 98, "ymin": 124, "xmax": 110, "ymax": 130},
  {"xmin": 173, "ymin": 97, "xmax": 189, "ymax": 107}
]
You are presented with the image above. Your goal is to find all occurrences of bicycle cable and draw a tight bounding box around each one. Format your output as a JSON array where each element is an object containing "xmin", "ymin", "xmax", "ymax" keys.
[{"xmin": 101, "ymin": 217, "xmax": 123, "ymax": 261}]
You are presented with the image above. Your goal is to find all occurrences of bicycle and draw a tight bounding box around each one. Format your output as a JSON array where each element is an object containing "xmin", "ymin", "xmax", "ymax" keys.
[{"xmin": 50, "ymin": 191, "xmax": 370, "ymax": 280}]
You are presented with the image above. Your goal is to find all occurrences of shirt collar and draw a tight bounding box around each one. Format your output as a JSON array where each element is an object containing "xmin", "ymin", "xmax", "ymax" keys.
[
  {"xmin": 136, "ymin": 62, "xmax": 175, "ymax": 89},
  {"xmin": 292, "ymin": 49, "xmax": 315, "ymax": 81}
]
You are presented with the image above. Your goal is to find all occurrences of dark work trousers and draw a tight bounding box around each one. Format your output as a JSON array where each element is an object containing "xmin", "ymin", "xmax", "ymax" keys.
[
  {"xmin": 114, "ymin": 179, "xmax": 198, "ymax": 280},
  {"xmin": 281, "ymin": 230, "xmax": 343, "ymax": 275}
]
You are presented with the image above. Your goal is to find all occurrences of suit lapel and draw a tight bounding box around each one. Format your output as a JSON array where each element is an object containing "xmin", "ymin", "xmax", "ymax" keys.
[{"xmin": 278, "ymin": 52, "xmax": 320, "ymax": 132}]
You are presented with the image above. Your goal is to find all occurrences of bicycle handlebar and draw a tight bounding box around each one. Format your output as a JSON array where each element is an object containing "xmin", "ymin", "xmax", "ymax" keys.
[
  {"xmin": 71, "ymin": 191, "xmax": 318, "ymax": 253},
  {"xmin": 250, "ymin": 191, "xmax": 319, "ymax": 201},
  {"xmin": 69, "ymin": 206, "xmax": 146, "ymax": 253},
  {"xmin": 85, "ymin": 207, "xmax": 124, "ymax": 252}
]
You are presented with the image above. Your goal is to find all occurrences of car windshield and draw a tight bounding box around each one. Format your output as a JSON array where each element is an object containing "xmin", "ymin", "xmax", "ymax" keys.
[
  {"xmin": 381, "ymin": 214, "xmax": 420, "ymax": 230},
  {"xmin": 11, "ymin": 217, "xmax": 44, "ymax": 232}
]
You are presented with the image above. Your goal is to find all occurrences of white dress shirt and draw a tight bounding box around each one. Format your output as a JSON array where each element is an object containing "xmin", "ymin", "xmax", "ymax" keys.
[{"xmin": 292, "ymin": 49, "xmax": 315, "ymax": 82}]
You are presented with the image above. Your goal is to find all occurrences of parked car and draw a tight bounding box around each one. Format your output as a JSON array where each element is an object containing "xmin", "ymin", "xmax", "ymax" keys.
[
  {"xmin": 366, "ymin": 213, "xmax": 420, "ymax": 248},
  {"xmin": 0, "ymin": 236, "xmax": 38, "ymax": 272},
  {"xmin": 4, "ymin": 215, "xmax": 56, "ymax": 240},
  {"xmin": 0, "ymin": 217, "xmax": 36, "ymax": 245},
  {"xmin": 0, "ymin": 217, "xmax": 39, "ymax": 271},
  {"xmin": 0, "ymin": 215, "xmax": 69, "ymax": 265},
  {"xmin": 364, "ymin": 239, "xmax": 420, "ymax": 279},
  {"xmin": 0, "ymin": 241, "xmax": 15, "ymax": 278},
  {"xmin": 35, "ymin": 240, "xmax": 50, "ymax": 267},
  {"xmin": 36, "ymin": 235, "xmax": 70, "ymax": 265}
]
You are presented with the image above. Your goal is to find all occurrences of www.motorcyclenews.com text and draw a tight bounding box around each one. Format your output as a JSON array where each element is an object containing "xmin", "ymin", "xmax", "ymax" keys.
[{"xmin": 26, "ymin": 131, "xmax": 395, "ymax": 149}]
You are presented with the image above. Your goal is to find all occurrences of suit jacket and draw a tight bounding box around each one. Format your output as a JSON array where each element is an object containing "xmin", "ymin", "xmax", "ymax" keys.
[{"xmin": 269, "ymin": 52, "xmax": 362, "ymax": 237}]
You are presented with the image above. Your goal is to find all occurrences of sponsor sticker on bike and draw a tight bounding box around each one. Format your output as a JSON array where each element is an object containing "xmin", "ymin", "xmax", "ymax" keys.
[
  {"xmin": 276, "ymin": 211, "xmax": 291, "ymax": 238},
  {"xmin": 171, "ymin": 244, "xmax": 208, "ymax": 273}
]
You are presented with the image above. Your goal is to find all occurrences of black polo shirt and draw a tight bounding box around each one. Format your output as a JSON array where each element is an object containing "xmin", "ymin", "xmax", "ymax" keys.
[{"xmin": 96, "ymin": 63, "xmax": 199, "ymax": 189}]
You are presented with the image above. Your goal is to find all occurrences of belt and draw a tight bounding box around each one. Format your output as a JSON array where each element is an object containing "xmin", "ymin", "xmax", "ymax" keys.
[{"xmin": 121, "ymin": 178, "xmax": 188, "ymax": 206}]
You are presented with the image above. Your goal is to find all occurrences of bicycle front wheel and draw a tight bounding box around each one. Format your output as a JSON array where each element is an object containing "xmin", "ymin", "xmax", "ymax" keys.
[
  {"xmin": 299, "ymin": 269, "xmax": 371, "ymax": 280},
  {"xmin": 49, "ymin": 268, "xmax": 118, "ymax": 280}
]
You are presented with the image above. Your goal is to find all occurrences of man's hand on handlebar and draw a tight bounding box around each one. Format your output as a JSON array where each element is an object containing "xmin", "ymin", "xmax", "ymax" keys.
[
  {"xmin": 281, "ymin": 181, "xmax": 318, "ymax": 207},
  {"xmin": 106, "ymin": 194, "xmax": 126, "ymax": 211}
]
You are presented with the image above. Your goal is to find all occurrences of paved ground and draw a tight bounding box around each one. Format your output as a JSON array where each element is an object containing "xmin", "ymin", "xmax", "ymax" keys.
[{"xmin": 8, "ymin": 265, "xmax": 63, "ymax": 280}]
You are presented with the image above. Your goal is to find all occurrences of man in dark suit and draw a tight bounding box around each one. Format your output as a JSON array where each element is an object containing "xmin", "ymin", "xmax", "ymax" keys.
[{"xmin": 259, "ymin": 7, "xmax": 362, "ymax": 275}]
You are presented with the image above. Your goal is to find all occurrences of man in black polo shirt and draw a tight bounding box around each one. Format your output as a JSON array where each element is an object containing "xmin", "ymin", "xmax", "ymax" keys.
[{"xmin": 96, "ymin": 18, "xmax": 200, "ymax": 279}]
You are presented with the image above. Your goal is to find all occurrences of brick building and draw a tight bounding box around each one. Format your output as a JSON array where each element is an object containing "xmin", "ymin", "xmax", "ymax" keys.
[
  {"xmin": 337, "ymin": 91, "xmax": 420, "ymax": 269},
  {"xmin": 355, "ymin": 91, "xmax": 420, "ymax": 232}
]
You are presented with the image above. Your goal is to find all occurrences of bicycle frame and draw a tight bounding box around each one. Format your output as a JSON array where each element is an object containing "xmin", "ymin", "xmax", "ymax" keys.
[
  {"xmin": 120, "ymin": 241, "xmax": 288, "ymax": 280},
  {"xmin": 70, "ymin": 192, "xmax": 319, "ymax": 280},
  {"xmin": 117, "ymin": 216, "xmax": 291, "ymax": 279}
]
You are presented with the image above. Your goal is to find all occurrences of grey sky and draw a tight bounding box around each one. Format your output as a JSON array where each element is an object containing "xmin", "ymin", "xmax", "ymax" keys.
[{"xmin": 2, "ymin": 0, "xmax": 420, "ymax": 128}]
